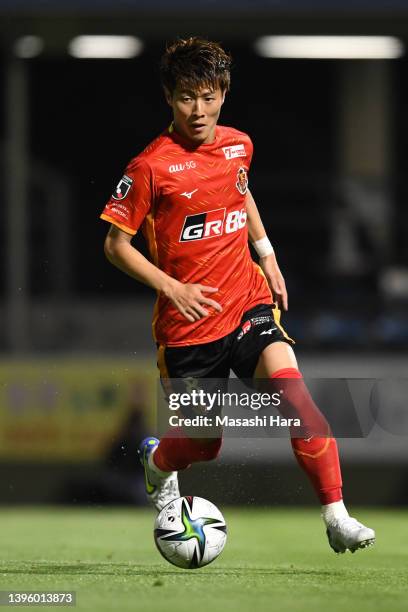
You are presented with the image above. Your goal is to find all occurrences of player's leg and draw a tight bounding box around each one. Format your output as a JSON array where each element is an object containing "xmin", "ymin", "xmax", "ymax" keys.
[
  {"xmin": 231, "ymin": 304, "xmax": 375, "ymax": 553},
  {"xmin": 139, "ymin": 341, "xmax": 228, "ymax": 512},
  {"xmin": 254, "ymin": 342, "xmax": 344, "ymax": 507},
  {"xmin": 139, "ymin": 432, "xmax": 223, "ymax": 512},
  {"xmin": 255, "ymin": 341, "xmax": 375, "ymax": 554}
]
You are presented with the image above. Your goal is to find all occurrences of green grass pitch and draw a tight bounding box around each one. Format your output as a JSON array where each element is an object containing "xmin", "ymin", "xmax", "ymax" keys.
[{"xmin": 1, "ymin": 507, "xmax": 407, "ymax": 612}]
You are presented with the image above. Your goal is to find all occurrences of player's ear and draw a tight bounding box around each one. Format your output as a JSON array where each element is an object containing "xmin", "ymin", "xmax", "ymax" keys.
[
  {"xmin": 220, "ymin": 89, "xmax": 227, "ymax": 105},
  {"xmin": 163, "ymin": 87, "xmax": 173, "ymax": 107}
]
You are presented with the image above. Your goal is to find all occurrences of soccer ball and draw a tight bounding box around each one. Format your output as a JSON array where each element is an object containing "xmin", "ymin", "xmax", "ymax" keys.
[{"xmin": 154, "ymin": 496, "xmax": 227, "ymax": 569}]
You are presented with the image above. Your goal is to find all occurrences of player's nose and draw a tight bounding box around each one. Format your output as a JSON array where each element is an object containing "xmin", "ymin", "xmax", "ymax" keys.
[{"xmin": 192, "ymin": 98, "xmax": 205, "ymax": 116}]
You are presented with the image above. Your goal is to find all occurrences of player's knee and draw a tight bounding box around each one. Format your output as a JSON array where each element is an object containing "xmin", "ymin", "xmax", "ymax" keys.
[{"xmin": 192, "ymin": 437, "xmax": 223, "ymax": 461}]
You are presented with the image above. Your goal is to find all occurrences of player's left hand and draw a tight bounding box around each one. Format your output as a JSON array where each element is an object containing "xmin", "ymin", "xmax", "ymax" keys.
[{"xmin": 259, "ymin": 253, "xmax": 288, "ymax": 311}]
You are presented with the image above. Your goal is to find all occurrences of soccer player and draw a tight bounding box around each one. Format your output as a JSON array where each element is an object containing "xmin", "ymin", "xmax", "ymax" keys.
[{"xmin": 101, "ymin": 37, "xmax": 375, "ymax": 554}]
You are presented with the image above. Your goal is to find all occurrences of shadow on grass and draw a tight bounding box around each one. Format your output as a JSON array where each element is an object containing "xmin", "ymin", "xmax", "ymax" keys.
[{"xmin": 0, "ymin": 562, "xmax": 344, "ymax": 578}]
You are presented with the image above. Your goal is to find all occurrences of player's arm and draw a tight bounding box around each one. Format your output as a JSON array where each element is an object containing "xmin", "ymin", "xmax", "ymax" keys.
[
  {"xmin": 245, "ymin": 189, "xmax": 288, "ymax": 310},
  {"xmin": 104, "ymin": 224, "xmax": 222, "ymax": 323}
]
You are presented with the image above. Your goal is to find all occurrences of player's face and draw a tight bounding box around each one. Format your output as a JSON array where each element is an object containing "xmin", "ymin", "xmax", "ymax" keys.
[{"xmin": 165, "ymin": 85, "xmax": 226, "ymax": 145}]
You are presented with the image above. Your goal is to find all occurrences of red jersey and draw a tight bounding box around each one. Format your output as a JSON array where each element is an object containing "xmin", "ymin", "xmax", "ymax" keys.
[{"xmin": 101, "ymin": 124, "xmax": 272, "ymax": 346}]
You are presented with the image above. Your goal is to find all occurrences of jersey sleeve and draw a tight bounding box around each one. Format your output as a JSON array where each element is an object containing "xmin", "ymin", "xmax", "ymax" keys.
[
  {"xmin": 100, "ymin": 157, "xmax": 155, "ymax": 235},
  {"xmin": 246, "ymin": 134, "xmax": 254, "ymax": 168}
]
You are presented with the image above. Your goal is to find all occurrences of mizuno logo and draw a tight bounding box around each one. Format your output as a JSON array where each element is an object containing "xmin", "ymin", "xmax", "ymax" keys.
[
  {"xmin": 260, "ymin": 328, "xmax": 277, "ymax": 335},
  {"xmin": 180, "ymin": 189, "xmax": 198, "ymax": 199}
]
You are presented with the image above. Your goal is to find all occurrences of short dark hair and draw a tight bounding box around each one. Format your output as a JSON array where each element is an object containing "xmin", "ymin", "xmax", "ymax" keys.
[{"xmin": 160, "ymin": 37, "xmax": 232, "ymax": 95}]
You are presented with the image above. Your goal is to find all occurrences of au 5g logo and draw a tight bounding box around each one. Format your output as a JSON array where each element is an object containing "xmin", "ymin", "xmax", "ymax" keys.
[
  {"xmin": 180, "ymin": 207, "xmax": 247, "ymax": 242},
  {"xmin": 169, "ymin": 160, "xmax": 196, "ymax": 173}
]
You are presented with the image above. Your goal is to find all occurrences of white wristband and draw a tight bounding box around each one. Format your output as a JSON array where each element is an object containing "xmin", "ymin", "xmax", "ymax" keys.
[{"xmin": 252, "ymin": 236, "xmax": 274, "ymax": 258}]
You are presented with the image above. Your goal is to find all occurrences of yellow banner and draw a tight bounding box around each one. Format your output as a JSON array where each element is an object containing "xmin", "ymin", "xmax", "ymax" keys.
[{"xmin": 0, "ymin": 359, "xmax": 157, "ymax": 462}]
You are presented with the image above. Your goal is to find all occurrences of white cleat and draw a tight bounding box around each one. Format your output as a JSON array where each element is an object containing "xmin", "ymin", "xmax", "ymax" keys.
[
  {"xmin": 138, "ymin": 436, "xmax": 180, "ymax": 513},
  {"xmin": 326, "ymin": 516, "xmax": 376, "ymax": 554}
]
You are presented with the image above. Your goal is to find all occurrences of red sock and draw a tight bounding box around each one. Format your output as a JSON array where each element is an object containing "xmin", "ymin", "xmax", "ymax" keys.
[
  {"xmin": 153, "ymin": 428, "xmax": 222, "ymax": 472},
  {"xmin": 271, "ymin": 367, "xmax": 343, "ymax": 504}
]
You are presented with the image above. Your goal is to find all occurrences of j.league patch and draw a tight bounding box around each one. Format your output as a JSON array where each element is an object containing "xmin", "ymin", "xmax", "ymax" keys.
[{"xmin": 112, "ymin": 175, "xmax": 133, "ymax": 201}]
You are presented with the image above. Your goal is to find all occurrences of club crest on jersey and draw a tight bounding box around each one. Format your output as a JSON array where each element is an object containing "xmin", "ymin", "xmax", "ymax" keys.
[
  {"xmin": 236, "ymin": 167, "xmax": 248, "ymax": 195},
  {"xmin": 112, "ymin": 175, "xmax": 133, "ymax": 201},
  {"xmin": 222, "ymin": 144, "xmax": 247, "ymax": 160}
]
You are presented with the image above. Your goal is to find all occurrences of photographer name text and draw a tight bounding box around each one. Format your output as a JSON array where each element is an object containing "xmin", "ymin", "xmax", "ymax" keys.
[{"xmin": 168, "ymin": 415, "xmax": 301, "ymax": 428}]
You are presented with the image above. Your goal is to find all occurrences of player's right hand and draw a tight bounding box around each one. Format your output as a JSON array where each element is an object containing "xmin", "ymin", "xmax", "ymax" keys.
[{"xmin": 166, "ymin": 282, "xmax": 222, "ymax": 323}]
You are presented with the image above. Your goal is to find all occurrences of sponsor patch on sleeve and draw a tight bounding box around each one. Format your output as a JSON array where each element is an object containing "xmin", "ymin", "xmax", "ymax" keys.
[{"xmin": 111, "ymin": 174, "xmax": 133, "ymax": 201}]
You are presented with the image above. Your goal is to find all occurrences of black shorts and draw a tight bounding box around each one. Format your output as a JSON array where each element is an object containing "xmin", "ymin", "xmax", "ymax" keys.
[{"xmin": 157, "ymin": 303, "xmax": 294, "ymax": 380}]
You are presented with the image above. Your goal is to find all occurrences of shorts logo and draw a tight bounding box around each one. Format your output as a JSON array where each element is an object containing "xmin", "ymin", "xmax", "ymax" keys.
[
  {"xmin": 112, "ymin": 175, "xmax": 133, "ymax": 201},
  {"xmin": 260, "ymin": 328, "xmax": 277, "ymax": 336},
  {"xmin": 237, "ymin": 320, "xmax": 252, "ymax": 341},
  {"xmin": 222, "ymin": 144, "xmax": 247, "ymax": 160},
  {"xmin": 179, "ymin": 208, "xmax": 247, "ymax": 242},
  {"xmin": 236, "ymin": 167, "xmax": 248, "ymax": 195},
  {"xmin": 251, "ymin": 315, "xmax": 274, "ymax": 326}
]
